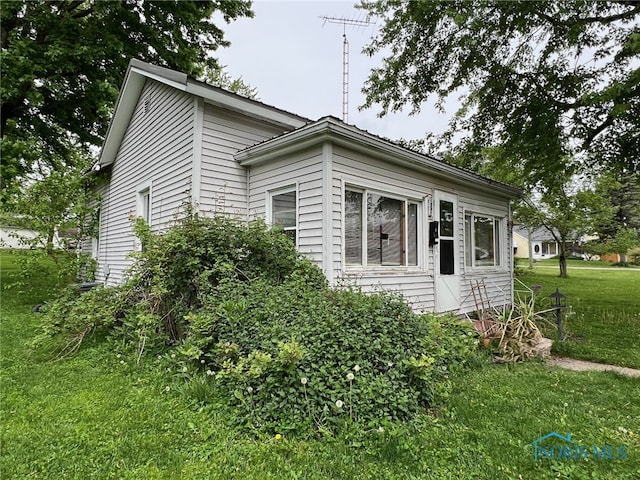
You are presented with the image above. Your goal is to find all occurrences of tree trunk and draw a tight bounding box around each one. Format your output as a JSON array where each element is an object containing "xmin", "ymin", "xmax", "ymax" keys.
[
  {"xmin": 620, "ymin": 252, "xmax": 628, "ymax": 267},
  {"xmin": 46, "ymin": 229, "xmax": 55, "ymax": 255},
  {"xmin": 558, "ymin": 243, "xmax": 568, "ymax": 278}
]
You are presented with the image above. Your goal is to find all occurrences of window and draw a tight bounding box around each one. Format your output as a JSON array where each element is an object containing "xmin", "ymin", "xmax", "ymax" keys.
[
  {"xmin": 542, "ymin": 242, "xmax": 557, "ymax": 256},
  {"xmin": 140, "ymin": 189, "xmax": 150, "ymax": 223},
  {"xmin": 465, "ymin": 213, "xmax": 502, "ymax": 268},
  {"xmin": 270, "ymin": 188, "xmax": 297, "ymax": 243},
  {"xmin": 91, "ymin": 207, "xmax": 100, "ymax": 259},
  {"xmin": 136, "ymin": 181, "xmax": 152, "ymax": 251},
  {"xmin": 345, "ymin": 188, "xmax": 418, "ymax": 267}
]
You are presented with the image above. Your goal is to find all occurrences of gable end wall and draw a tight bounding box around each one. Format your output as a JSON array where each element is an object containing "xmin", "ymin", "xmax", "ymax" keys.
[{"xmin": 99, "ymin": 79, "xmax": 195, "ymax": 284}]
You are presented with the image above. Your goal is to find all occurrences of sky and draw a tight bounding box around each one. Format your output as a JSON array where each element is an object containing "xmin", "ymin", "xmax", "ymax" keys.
[{"xmin": 215, "ymin": 0, "xmax": 455, "ymax": 142}]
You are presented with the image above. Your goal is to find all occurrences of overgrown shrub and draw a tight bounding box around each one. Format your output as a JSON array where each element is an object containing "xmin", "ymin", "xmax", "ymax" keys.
[
  {"xmin": 36, "ymin": 211, "xmax": 484, "ymax": 435},
  {"xmin": 179, "ymin": 277, "xmax": 481, "ymax": 434}
]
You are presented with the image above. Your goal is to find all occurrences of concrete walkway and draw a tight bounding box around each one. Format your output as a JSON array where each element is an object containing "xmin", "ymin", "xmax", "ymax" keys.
[{"xmin": 547, "ymin": 356, "xmax": 640, "ymax": 378}]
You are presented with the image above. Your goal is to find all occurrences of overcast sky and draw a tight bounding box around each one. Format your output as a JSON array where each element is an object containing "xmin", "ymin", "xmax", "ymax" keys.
[{"xmin": 215, "ymin": 0, "xmax": 455, "ymax": 142}]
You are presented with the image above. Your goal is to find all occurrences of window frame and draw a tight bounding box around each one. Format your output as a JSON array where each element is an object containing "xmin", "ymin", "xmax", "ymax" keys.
[
  {"xmin": 267, "ymin": 185, "xmax": 298, "ymax": 246},
  {"xmin": 135, "ymin": 180, "xmax": 152, "ymax": 252},
  {"xmin": 464, "ymin": 211, "xmax": 504, "ymax": 270},
  {"xmin": 344, "ymin": 186, "xmax": 421, "ymax": 270}
]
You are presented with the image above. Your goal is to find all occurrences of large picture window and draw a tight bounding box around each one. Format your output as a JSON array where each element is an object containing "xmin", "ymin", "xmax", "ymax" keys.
[
  {"xmin": 345, "ymin": 188, "xmax": 418, "ymax": 267},
  {"xmin": 270, "ymin": 188, "xmax": 297, "ymax": 243},
  {"xmin": 465, "ymin": 213, "xmax": 502, "ymax": 268}
]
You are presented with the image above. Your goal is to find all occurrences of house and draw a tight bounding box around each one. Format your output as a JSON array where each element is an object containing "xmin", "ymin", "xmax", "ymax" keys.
[
  {"xmin": 513, "ymin": 225, "xmax": 588, "ymax": 261},
  {"xmin": 88, "ymin": 59, "xmax": 521, "ymax": 314},
  {"xmin": 0, "ymin": 226, "xmax": 40, "ymax": 249},
  {"xmin": 513, "ymin": 226, "xmax": 560, "ymax": 260}
]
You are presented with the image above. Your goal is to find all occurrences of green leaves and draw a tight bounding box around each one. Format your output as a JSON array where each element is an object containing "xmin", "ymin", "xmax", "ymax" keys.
[
  {"xmin": 1, "ymin": 0, "xmax": 253, "ymax": 202},
  {"xmin": 359, "ymin": 0, "xmax": 640, "ymax": 186}
]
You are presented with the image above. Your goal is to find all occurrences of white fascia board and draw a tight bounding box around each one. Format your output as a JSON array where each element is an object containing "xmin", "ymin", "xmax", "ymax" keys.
[
  {"xmin": 186, "ymin": 81, "xmax": 307, "ymax": 130},
  {"xmin": 97, "ymin": 73, "xmax": 146, "ymax": 167},
  {"xmin": 237, "ymin": 119, "xmax": 522, "ymax": 199}
]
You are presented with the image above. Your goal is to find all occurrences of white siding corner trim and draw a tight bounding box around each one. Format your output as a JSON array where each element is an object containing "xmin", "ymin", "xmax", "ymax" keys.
[
  {"xmin": 321, "ymin": 142, "xmax": 333, "ymax": 285},
  {"xmin": 191, "ymin": 97, "xmax": 204, "ymax": 206}
]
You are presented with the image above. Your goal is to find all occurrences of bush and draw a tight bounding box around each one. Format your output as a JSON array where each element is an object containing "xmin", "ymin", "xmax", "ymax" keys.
[
  {"xmin": 36, "ymin": 211, "xmax": 484, "ymax": 435},
  {"xmin": 180, "ymin": 277, "xmax": 481, "ymax": 434}
]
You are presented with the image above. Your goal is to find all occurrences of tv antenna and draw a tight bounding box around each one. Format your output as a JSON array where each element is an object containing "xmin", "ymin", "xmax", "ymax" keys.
[{"xmin": 320, "ymin": 15, "xmax": 374, "ymax": 123}]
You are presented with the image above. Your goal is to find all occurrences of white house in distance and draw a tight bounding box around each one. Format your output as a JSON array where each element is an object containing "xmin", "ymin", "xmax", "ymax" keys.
[
  {"xmin": 513, "ymin": 225, "xmax": 590, "ymax": 261},
  {"xmin": 88, "ymin": 59, "xmax": 521, "ymax": 315},
  {"xmin": 513, "ymin": 226, "xmax": 560, "ymax": 261}
]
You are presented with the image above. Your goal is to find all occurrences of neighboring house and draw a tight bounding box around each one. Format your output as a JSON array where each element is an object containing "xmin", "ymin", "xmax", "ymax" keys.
[
  {"xmin": 88, "ymin": 59, "xmax": 521, "ymax": 314},
  {"xmin": 513, "ymin": 226, "xmax": 560, "ymax": 260},
  {"xmin": 0, "ymin": 226, "xmax": 39, "ymax": 249},
  {"xmin": 513, "ymin": 225, "xmax": 587, "ymax": 261},
  {"xmin": 0, "ymin": 225, "xmax": 64, "ymax": 249}
]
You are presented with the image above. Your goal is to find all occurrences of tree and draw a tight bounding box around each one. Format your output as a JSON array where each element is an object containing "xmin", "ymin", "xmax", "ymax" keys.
[
  {"xmin": 6, "ymin": 157, "xmax": 102, "ymax": 291},
  {"xmin": 201, "ymin": 65, "xmax": 258, "ymax": 100},
  {"xmin": 606, "ymin": 228, "xmax": 640, "ymax": 266},
  {"xmin": 517, "ymin": 177, "xmax": 614, "ymax": 277},
  {"xmin": 1, "ymin": 0, "xmax": 253, "ymax": 203},
  {"xmin": 359, "ymin": 1, "xmax": 640, "ymax": 187},
  {"xmin": 594, "ymin": 171, "xmax": 640, "ymax": 238}
]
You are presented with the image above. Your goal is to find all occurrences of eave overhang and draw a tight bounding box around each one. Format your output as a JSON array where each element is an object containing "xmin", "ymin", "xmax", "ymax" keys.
[{"xmin": 236, "ymin": 117, "xmax": 522, "ymax": 199}]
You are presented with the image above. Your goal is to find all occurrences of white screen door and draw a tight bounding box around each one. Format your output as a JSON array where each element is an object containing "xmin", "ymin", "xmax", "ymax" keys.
[{"xmin": 434, "ymin": 191, "xmax": 460, "ymax": 312}]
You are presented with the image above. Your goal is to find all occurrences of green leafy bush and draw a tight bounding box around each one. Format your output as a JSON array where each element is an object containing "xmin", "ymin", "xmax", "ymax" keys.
[
  {"xmin": 36, "ymin": 211, "xmax": 484, "ymax": 435},
  {"xmin": 181, "ymin": 274, "xmax": 482, "ymax": 434}
]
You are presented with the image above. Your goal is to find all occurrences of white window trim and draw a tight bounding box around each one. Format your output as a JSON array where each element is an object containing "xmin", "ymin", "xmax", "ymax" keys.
[
  {"xmin": 267, "ymin": 184, "xmax": 298, "ymax": 246},
  {"xmin": 343, "ymin": 185, "xmax": 423, "ymax": 272},
  {"xmin": 136, "ymin": 180, "xmax": 153, "ymax": 221},
  {"xmin": 135, "ymin": 180, "xmax": 153, "ymax": 251},
  {"xmin": 464, "ymin": 211, "xmax": 506, "ymax": 271}
]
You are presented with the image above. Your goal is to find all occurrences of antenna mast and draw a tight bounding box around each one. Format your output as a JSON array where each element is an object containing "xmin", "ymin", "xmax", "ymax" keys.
[{"xmin": 320, "ymin": 15, "xmax": 373, "ymax": 123}]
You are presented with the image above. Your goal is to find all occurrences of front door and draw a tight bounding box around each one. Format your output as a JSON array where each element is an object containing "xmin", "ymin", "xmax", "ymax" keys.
[{"xmin": 434, "ymin": 191, "xmax": 460, "ymax": 312}]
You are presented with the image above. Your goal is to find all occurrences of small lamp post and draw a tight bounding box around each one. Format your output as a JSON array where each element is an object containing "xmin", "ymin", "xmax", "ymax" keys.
[{"xmin": 549, "ymin": 288, "xmax": 567, "ymax": 342}]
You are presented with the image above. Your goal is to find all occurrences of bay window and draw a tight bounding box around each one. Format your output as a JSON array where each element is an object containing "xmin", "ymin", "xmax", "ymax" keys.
[{"xmin": 345, "ymin": 188, "xmax": 418, "ymax": 267}]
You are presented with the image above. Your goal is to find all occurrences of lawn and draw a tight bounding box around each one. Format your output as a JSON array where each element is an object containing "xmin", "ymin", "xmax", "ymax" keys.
[
  {"xmin": 517, "ymin": 262, "xmax": 640, "ymax": 369},
  {"xmin": 2, "ymin": 250, "xmax": 639, "ymax": 479}
]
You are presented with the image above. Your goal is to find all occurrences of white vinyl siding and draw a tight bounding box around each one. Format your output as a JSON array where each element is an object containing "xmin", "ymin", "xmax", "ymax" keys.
[
  {"xmin": 459, "ymin": 193, "xmax": 512, "ymax": 313},
  {"xmin": 333, "ymin": 145, "xmax": 513, "ymax": 314},
  {"xmin": 200, "ymin": 106, "xmax": 285, "ymax": 216},
  {"xmin": 101, "ymin": 80, "xmax": 195, "ymax": 285},
  {"xmin": 333, "ymin": 147, "xmax": 434, "ymax": 311},
  {"xmin": 248, "ymin": 147, "xmax": 325, "ymax": 267}
]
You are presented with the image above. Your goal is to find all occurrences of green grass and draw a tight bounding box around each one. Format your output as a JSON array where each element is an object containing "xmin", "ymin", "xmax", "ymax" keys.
[
  {"xmin": 2, "ymin": 250, "xmax": 640, "ymax": 479},
  {"xmin": 517, "ymin": 265, "xmax": 640, "ymax": 369}
]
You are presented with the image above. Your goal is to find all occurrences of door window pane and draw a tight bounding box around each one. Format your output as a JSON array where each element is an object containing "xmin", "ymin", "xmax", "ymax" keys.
[
  {"xmin": 440, "ymin": 239, "xmax": 455, "ymax": 275},
  {"xmin": 440, "ymin": 200, "xmax": 454, "ymax": 237}
]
